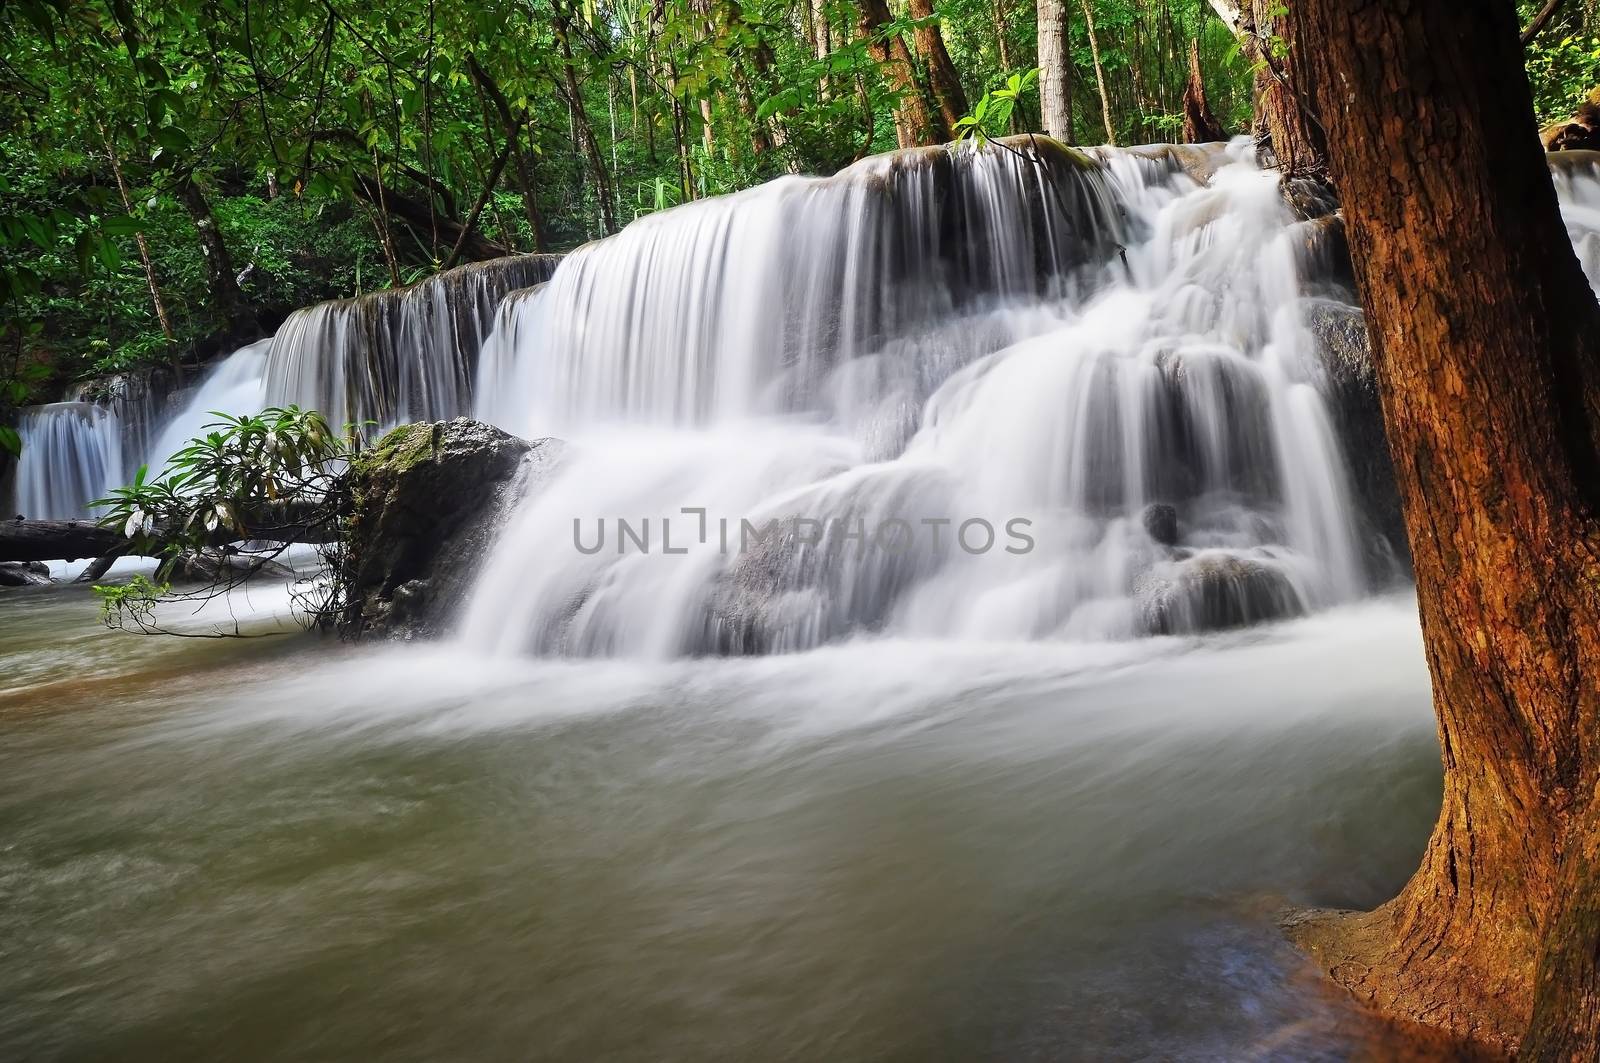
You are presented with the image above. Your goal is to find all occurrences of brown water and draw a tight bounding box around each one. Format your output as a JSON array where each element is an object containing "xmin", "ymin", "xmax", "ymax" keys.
[{"xmin": 0, "ymin": 581, "xmax": 1446, "ymax": 1060}]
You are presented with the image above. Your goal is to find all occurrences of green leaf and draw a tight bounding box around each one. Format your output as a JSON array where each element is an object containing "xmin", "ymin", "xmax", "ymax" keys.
[{"xmin": 0, "ymin": 425, "xmax": 21, "ymax": 459}]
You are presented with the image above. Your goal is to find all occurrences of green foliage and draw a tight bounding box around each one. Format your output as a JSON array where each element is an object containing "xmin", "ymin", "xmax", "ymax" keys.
[
  {"xmin": 93, "ymin": 573, "xmax": 171, "ymax": 632},
  {"xmin": 955, "ymin": 68, "xmax": 1039, "ymax": 144},
  {"xmin": 1526, "ymin": 33, "xmax": 1600, "ymax": 126},
  {"xmin": 90, "ymin": 405, "xmax": 360, "ymax": 634}
]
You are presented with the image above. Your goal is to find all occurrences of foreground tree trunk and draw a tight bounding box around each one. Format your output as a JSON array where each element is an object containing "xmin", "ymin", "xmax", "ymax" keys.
[
  {"xmin": 1036, "ymin": 0, "xmax": 1073, "ymax": 143},
  {"xmin": 1284, "ymin": 0, "xmax": 1600, "ymax": 1056}
]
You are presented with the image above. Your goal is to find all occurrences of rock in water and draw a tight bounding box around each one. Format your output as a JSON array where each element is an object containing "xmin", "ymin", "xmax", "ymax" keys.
[
  {"xmin": 340, "ymin": 418, "xmax": 561, "ymax": 640},
  {"xmin": 0, "ymin": 561, "xmax": 51, "ymax": 587},
  {"xmin": 1135, "ymin": 554, "xmax": 1306, "ymax": 635},
  {"xmin": 1141, "ymin": 503, "xmax": 1180, "ymax": 547}
]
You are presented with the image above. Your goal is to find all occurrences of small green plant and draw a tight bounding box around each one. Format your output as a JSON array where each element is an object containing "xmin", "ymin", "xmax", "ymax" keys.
[
  {"xmin": 93, "ymin": 574, "xmax": 171, "ymax": 633},
  {"xmin": 89, "ymin": 405, "xmax": 361, "ymax": 636},
  {"xmin": 953, "ymin": 68, "xmax": 1040, "ymax": 146}
]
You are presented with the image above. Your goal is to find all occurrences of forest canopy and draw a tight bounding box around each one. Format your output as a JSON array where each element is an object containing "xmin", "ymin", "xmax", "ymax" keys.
[{"xmin": 0, "ymin": 0, "xmax": 1594, "ymax": 442}]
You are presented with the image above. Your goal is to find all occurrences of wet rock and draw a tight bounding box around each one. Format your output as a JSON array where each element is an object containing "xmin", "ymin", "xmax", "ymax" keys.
[
  {"xmin": 1136, "ymin": 554, "xmax": 1305, "ymax": 635},
  {"xmin": 1304, "ymin": 299, "xmax": 1410, "ymax": 582},
  {"xmin": 0, "ymin": 560, "xmax": 51, "ymax": 587},
  {"xmin": 340, "ymin": 418, "xmax": 563, "ymax": 640},
  {"xmin": 1141, "ymin": 503, "xmax": 1179, "ymax": 547}
]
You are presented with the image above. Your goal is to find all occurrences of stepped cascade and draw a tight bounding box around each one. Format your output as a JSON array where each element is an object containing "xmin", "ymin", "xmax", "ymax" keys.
[
  {"xmin": 12, "ymin": 142, "xmax": 1600, "ymax": 657},
  {"xmin": 459, "ymin": 139, "xmax": 1382, "ymax": 657}
]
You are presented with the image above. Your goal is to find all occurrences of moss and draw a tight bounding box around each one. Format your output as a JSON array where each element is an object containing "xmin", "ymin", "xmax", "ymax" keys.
[{"xmin": 354, "ymin": 422, "xmax": 439, "ymax": 481}]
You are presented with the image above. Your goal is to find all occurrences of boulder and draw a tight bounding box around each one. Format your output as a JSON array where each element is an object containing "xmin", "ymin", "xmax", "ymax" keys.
[
  {"xmin": 1135, "ymin": 553, "xmax": 1305, "ymax": 635},
  {"xmin": 1141, "ymin": 502, "xmax": 1179, "ymax": 547},
  {"xmin": 340, "ymin": 418, "xmax": 562, "ymax": 640},
  {"xmin": 0, "ymin": 560, "xmax": 51, "ymax": 587}
]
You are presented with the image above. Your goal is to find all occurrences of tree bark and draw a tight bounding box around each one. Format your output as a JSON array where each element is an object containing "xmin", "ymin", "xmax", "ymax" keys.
[
  {"xmin": 1036, "ymin": 0, "xmax": 1074, "ymax": 143},
  {"xmin": 1181, "ymin": 38, "xmax": 1225, "ymax": 143},
  {"xmin": 856, "ymin": 0, "xmax": 945, "ymax": 147},
  {"xmin": 1283, "ymin": 0, "xmax": 1600, "ymax": 1056},
  {"xmin": 178, "ymin": 174, "xmax": 259, "ymax": 335},
  {"xmin": 351, "ymin": 176, "xmax": 512, "ymax": 262},
  {"xmin": 1078, "ymin": 0, "xmax": 1116, "ymax": 144},
  {"xmin": 906, "ymin": 0, "xmax": 969, "ymax": 134},
  {"xmin": 1243, "ymin": 0, "xmax": 1324, "ymax": 175}
]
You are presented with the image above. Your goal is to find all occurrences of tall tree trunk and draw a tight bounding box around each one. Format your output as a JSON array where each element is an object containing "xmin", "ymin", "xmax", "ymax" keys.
[
  {"xmin": 553, "ymin": 4, "xmax": 618, "ymax": 235},
  {"xmin": 992, "ymin": 0, "xmax": 1014, "ymax": 73},
  {"xmin": 98, "ymin": 124, "xmax": 177, "ymax": 374},
  {"xmin": 178, "ymin": 173, "xmax": 259, "ymax": 334},
  {"xmin": 1078, "ymin": 0, "xmax": 1116, "ymax": 144},
  {"xmin": 856, "ymin": 0, "xmax": 944, "ymax": 146},
  {"xmin": 1284, "ymin": 0, "xmax": 1600, "ymax": 1056},
  {"xmin": 1181, "ymin": 38, "xmax": 1225, "ymax": 143},
  {"xmin": 1036, "ymin": 0, "xmax": 1074, "ymax": 143},
  {"xmin": 906, "ymin": 0, "xmax": 969, "ymax": 134}
]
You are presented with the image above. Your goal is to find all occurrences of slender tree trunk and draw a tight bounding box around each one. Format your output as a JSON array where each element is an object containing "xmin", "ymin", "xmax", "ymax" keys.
[
  {"xmin": 553, "ymin": 4, "xmax": 618, "ymax": 234},
  {"xmin": 813, "ymin": 0, "xmax": 831, "ymax": 97},
  {"xmin": 1284, "ymin": 1, "xmax": 1600, "ymax": 1056},
  {"xmin": 442, "ymin": 126, "xmax": 518, "ymax": 270},
  {"xmin": 178, "ymin": 173, "xmax": 259, "ymax": 332},
  {"xmin": 1077, "ymin": 0, "xmax": 1116, "ymax": 144},
  {"xmin": 906, "ymin": 0, "xmax": 969, "ymax": 134},
  {"xmin": 1181, "ymin": 38, "xmax": 1225, "ymax": 143},
  {"xmin": 856, "ymin": 0, "xmax": 944, "ymax": 146},
  {"xmin": 98, "ymin": 124, "xmax": 177, "ymax": 373},
  {"xmin": 992, "ymin": 0, "xmax": 1015, "ymax": 72},
  {"xmin": 1036, "ymin": 0, "xmax": 1074, "ymax": 143},
  {"xmin": 1524, "ymin": 0, "xmax": 1570, "ymax": 45},
  {"xmin": 467, "ymin": 53, "xmax": 549, "ymax": 252}
]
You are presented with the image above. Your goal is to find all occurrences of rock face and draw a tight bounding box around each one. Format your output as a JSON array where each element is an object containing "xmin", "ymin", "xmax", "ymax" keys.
[
  {"xmin": 0, "ymin": 561, "xmax": 51, "ymax": 588},
  {"xmin": 340, "ymin": 418, "xmax": 561, "ymax": 640},
  {"xmin": 1304, "ymin": 299, "xmax": 1411, "ymax": 582}
]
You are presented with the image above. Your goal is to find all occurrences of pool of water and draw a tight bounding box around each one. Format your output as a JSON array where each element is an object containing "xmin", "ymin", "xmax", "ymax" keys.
[{"xmin": 0, "ymin": 584, "xmax": 1445, "ymax": 1060}]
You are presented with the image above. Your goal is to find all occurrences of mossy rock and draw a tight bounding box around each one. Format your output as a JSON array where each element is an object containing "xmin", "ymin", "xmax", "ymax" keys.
[{"xmin": 340, "ymin": 418, "xmax": 562, "ymax": 640}]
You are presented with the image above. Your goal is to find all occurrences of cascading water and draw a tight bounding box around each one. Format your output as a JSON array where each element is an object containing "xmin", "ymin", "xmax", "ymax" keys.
[
  {"xmin": 261, "ymin": 254, "xmax": 560, "ymax": 431},
  {"xmin": 459, "ymin": 139, "xmax": 1371, "ymax": 658},
  {"xmin": 8, "ymin": 402, "xmax": 124, "ymax": 519},
  {"xmin": 144, "ymin": 339, "xmax": 274, "ymax": 475}
]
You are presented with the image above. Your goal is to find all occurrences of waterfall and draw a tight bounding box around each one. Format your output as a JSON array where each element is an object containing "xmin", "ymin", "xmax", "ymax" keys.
[
  {"xmin": 131, "ymin": 257, "xmax": 561, "ymax": 475},
  {"xmin": 144, "ymin": 339, "xmax": 274, "ymax": 474},
  {"xmin": 262, "ymin": 254, "xmax": 560, "ymax": 432},
  {"xmin": 9, "ymin": 403, "xmax": 124, "ymax": 519},
  {"xmin": 458, "ymin": 139, "xmax": 1370, "ymax": 657}
]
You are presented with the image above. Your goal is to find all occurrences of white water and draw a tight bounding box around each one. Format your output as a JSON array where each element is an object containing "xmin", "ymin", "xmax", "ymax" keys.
[
  {"xmin": 144, "ymin": 339, "xmax": 274, "ymax": 476},
  {"xmin": 459, "ymin": 141, "xmax": 1368, "ymax": 656},
  {"xmin": 9, "ymin": 403, "xmax": 124, "ymax": 519}
]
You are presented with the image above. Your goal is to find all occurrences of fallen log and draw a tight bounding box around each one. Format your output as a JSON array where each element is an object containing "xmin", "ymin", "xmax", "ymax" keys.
[{"xmin": 1, "ymin": 512, "xmax": 339, "ymax": 563}]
